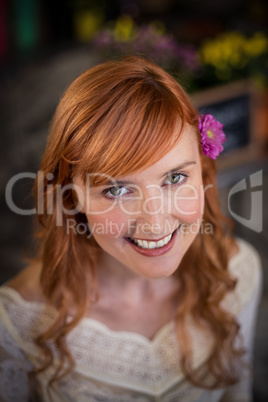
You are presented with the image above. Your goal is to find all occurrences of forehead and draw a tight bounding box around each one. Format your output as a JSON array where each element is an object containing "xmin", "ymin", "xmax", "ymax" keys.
[
  {"xmin": 77, "ymin": 123, "xmax": 199, "ymax": 187},
  {"xmin": 109, "ymin": 125, "xmax": 199, "ymax": 182}
]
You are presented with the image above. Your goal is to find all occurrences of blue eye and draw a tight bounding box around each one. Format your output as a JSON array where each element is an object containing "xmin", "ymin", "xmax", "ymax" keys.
[
  {"xmin": 164, "ymin": 173, "xmax": 187, "ymax": 185},
  {"xmin": 103, "ymin": 186, "xmax": 129, "ymax": 198}
]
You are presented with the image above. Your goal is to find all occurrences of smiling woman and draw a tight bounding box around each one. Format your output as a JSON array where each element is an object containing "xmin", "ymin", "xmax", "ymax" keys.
[
  {"xmin": 0, "ymin": 56, "xmax": 262, "ymax": 401},
  {"xmin": 73, "ymin": 127, "xmax": 203, "ymax": 277}
]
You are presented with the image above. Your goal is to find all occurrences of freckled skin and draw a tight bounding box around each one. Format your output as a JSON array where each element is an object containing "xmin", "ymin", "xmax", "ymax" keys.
[{"xmin": 74, "ymin": 127, "xmax": 204, "ymax": 279}]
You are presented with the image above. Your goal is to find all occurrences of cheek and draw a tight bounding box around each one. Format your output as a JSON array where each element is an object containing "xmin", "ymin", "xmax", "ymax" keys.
[
  {"xmin": 86, "ymin": 208, "xmax": 130, "ymax": 239},
  {"xmin": 172, "ymin": 184, "xmax": 204, "ymax": 224}
]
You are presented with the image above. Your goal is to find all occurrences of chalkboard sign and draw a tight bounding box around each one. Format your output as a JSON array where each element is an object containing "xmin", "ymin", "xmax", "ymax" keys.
[
  {"xmin": 198, "ymin": 94, "xmax": 251, "ymax": 154},
  {"xmin": 191, "ymin": 81, "xmax": 254, "ymax": 157}
]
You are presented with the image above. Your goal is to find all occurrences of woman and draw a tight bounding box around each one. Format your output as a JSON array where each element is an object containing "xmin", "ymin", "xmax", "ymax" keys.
[{"xmin": 0, "ymin": 56, "xmax": 262, "ymax": 401}]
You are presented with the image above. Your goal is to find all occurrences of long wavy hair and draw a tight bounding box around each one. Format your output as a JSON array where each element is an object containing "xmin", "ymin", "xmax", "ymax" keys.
[{"xmin": 31, "ymin": 56, "xmax": 245, "ymax": 389}]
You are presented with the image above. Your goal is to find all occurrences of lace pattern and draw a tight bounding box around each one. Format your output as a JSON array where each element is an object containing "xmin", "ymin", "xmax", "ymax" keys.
[
  {"xmin": 0, "ymin": 238, "xmax": 262, "ymax": 401},
  {"xmin": 0, "ymin": 322, "xmax": 33, "ymax": 401}
]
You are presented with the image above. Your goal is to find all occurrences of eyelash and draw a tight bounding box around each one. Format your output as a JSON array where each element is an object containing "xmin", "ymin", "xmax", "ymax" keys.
[
  {"xmin": 102, "ymin": 186, "xmax": 130, "ymax": 199},
  {"xmin": 162, "ymin": 172, "xmax": 189, "ymax": 187},
  {"xmin": 102, "ymin": 172, "xmax": 189, "ymax": 199}
]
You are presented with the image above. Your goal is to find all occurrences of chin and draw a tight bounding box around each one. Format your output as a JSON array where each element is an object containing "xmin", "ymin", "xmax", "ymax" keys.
[{"xmin": 130, "ymin": 257, "xmax": 183, "ymax": 279}]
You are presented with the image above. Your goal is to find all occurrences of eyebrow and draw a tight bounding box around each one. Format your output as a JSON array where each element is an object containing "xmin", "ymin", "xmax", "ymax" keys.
[
  {"xmin": 103, "ymin": 161, "xmax": 196, "ymax": 187},
  {"xmin": 161, "ymin": 161, "xmax": 196, "ymax": 177}
]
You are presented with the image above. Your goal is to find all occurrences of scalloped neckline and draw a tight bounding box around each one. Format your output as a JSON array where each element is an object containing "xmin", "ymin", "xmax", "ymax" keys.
[
  {"xmin": 0, "ymin": 285, "xmax": 175, "ymax": 344},
  {"xmin": 1, "ymin": 238, "xmax": 245, "ymax": 345}
]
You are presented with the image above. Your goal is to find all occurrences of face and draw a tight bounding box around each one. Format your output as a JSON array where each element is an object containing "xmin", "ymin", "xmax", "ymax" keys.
[{"xmin": 74, "ymin": 126, "xmax": 204, "ymax": 279}]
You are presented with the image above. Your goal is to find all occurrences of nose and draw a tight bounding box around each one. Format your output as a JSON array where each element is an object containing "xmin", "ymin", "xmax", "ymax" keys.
[{"xmin": 136, "ymin": 186, "xmax": 167, "ymax": 234}]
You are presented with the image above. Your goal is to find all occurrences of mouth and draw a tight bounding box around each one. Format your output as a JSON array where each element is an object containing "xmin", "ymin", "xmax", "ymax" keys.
[
  {"xmin": 129, "ymin": 233, "xmax": 172, "ymax": 249},
  {"xmin": 125, "ymin": 227, "xmax": 179, "ymax": 257}
]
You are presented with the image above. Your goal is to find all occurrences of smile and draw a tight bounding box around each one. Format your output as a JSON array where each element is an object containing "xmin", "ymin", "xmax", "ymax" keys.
[
  {"xmin": 130, "ymin": 233, "xmax": 172, "ymax": 249},
  {"xmin": 125, "ymin": 228, "xmax": 179, "ymax": 257}
]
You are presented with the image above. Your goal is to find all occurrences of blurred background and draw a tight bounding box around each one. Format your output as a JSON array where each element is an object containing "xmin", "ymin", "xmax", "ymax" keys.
[{"xmin": 0, "ymin": 0, "xmax": 267, "ymax": 400}]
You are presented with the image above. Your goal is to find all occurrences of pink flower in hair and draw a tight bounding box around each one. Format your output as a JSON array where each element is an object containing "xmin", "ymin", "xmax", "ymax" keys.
[{"xmin": 198, "ymin": 114, "xmax": 226, "ymax": 159}]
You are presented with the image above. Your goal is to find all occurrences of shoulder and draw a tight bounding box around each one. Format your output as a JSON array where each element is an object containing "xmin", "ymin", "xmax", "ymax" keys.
[
  {"xmin": 0, "ymin": 262, "xmax": 51, "ymax": 338},
  {"xmin": 223, "ymin": 237, "xmax": 262, "ymax": 314},
  {"xmin": 228, "ymin": 237, "xmax": 262, "ymax": 289},
  {"xmin": 0, "ymin": 272, "xmax": 57, "ymax": 352},
  {"xmin": 0, "ymin": 290, "xmax": 34, "ymax": 401},
  {"xmin": 5, "ymin": 261, "xmax": 46, "ymax": 303}
]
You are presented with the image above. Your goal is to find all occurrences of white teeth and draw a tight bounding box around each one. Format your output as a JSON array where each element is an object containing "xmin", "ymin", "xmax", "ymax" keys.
[
  {"xmin": 156, "ymin": 240, "xmax": 164, "ymax": 248},
  {"xmin": 164, "ymin": 234, "xmax": 172, "ymax": 245},
  {"xmin": 132, "ymin": 233, "xmax": 172, "ymax": 249}
]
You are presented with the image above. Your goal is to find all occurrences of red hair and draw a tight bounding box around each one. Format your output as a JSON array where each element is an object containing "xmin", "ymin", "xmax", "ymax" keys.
[{"xmin": 32, "ymin": 56, "xmax": 245, "ymax": 389}]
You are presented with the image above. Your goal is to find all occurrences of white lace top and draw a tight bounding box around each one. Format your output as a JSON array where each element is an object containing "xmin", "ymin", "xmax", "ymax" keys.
[{"xmin": 0, "ymin": 238, "xmax": 262, "ymax": 402}]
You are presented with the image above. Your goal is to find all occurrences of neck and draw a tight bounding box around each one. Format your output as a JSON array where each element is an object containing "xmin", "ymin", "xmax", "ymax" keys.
[{"xmin": 95, "ymin": 250, "xmax": 178, "ymax": 306}]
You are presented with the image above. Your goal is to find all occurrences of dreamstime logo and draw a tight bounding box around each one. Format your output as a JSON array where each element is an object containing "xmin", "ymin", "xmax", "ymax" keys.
[{"xmin": 228, "ymin": 170, "xmax": 263, "ymax": 233}]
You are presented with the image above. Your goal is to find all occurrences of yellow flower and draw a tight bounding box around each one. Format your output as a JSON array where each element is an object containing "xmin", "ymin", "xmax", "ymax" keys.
[
  {"xmin": 244, "ymin": 32, "xmax": 268, "ymax": 57},
  {"xmin": 114, "ymin": 16, "xmax": 135, "ymax": 42},
  {"xmin": 199, "ymin": 31, "xmax": 268, "ymax": 75}
]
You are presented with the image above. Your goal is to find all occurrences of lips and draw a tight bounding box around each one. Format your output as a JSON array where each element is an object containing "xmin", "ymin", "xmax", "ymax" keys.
[
  {"xmin": 125, "ymin": 228, "xmax": 179, "ymax": 257},
  {"xmin": 129, "ymin": 233, "xmax": 172, "ymax": 249}
]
